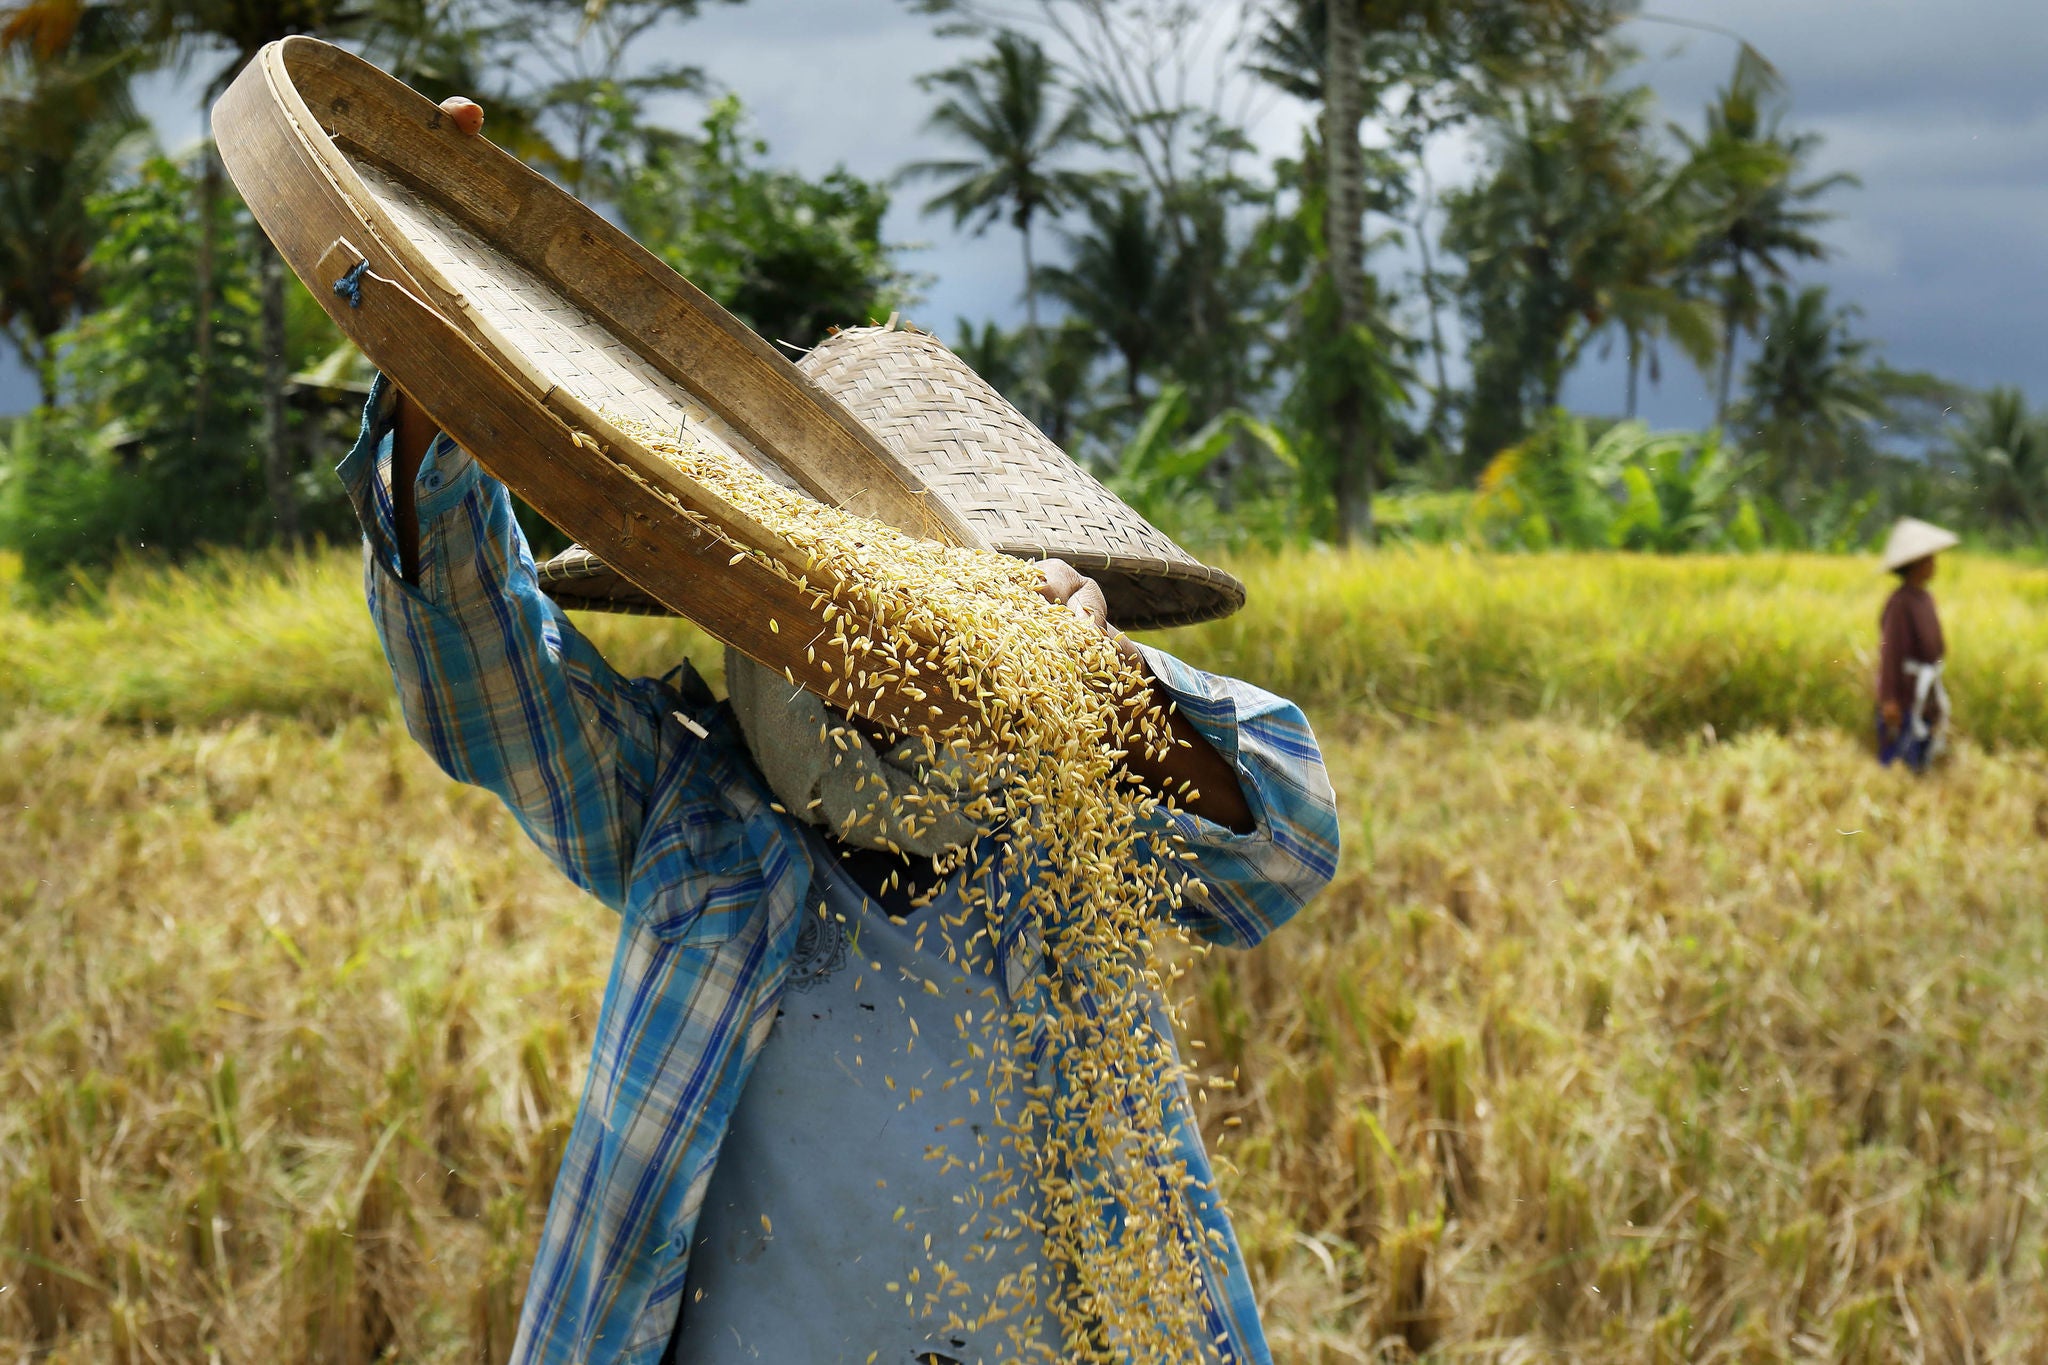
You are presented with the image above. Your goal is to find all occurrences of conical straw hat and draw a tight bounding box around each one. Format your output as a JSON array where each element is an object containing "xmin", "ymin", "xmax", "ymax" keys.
[
  {"xmin": 1879, "ymin": 517, "xmax": 1959, "ymax": 572},
  {"xmin": 539, "ymin": 323, "xmax": 1246, "ymax": 631}
]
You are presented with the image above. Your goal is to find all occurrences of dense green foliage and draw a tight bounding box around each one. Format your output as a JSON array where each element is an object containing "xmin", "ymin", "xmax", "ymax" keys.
[
  {"xmin": 0, "ymin": 0, "xmax": 911, "ymax": 583},
  {"xmin": 0, "ymin": 19, "xmax": 142, "ymax": 408},
  {"xmin": 3, "ymin": 158, "xmax": 263, "ymax": 587},
  {"xmin": 622, "ymin": 96, "xmax": 908, "ymax": 349},
  {"xmin": 3, "ymin": 0, "xmax": 2045, "ymax": 585}
]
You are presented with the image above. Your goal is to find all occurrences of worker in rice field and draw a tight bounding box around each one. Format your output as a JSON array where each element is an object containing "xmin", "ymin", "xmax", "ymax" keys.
[
  {"xmin": 340, "ymin": 95, "xmax": 1337, "ymax": 1365},
  {"xmin": 1876, "ymin": 516, "xmax": 1958, "ymax": 772}
]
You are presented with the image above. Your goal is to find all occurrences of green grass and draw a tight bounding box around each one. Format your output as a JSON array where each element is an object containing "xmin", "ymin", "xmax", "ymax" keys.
[
  {"xmin": 0, "ymin": 549, "xmax": 721, "ymax": 729},
  {"xmin": 7, "ymin": 544, "xmax": 2046, "ymax": 748},
  {"xmin": 1175, "ymin": 546, "xmax": 2048, "ymax": 747}
]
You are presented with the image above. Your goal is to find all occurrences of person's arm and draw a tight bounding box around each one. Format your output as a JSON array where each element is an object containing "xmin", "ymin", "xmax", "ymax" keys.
[
  {"xmin": 340, "ymin": 377, "xmax": 681, "ymax": 913},
  {"xmin": 1879, "ymin": 595, "xmax": 1908, "ymax": 728},
  {"xmin": 1124, "ymin": 683, "xmax": 1256, "ymax": 833},
  {"xmin": 389, "ymin": 94, "xmax": 482, "ymax": 584},
  {"xmin": 1912, "ymin": 590, "xmax": 1945, "ymax": 664},
  {"xmin": 1129, "ymin": 644, "xmax": 1340, "ymax": 947},
  {"xmin": 390, "ymin": 384, "xmax": 439, "ymax": 581},
  {"xmin": 1033, "ymin": 562, "xmax": 1334, "ymax": 944},
  {"xmin": 1035, "ymin": 560, "xmax": 1254, "ymax": 831},
  {"xmin": 330, "ymin": 95, "xmax": 698, "ymax": 914}
]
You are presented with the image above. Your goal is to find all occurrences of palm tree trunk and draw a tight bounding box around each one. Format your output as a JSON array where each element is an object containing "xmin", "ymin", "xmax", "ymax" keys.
[
  {"xmin": 1414, "ymin": 178, "xmax": 1451, "ymax": 437},
  {"xmin": 1020, "ymin": 216, "xmax": 1051, "ymax": 421},
  {"xmin": 192, "ymin": 146, "xmax": 222, "ymax": 444},
  {"xmin": 1715, "ymin": 295, "xmax": 1738, "ymax": 425},
  {"xmin": 1324, "ymin": 0, "xmax": 1373, "ymax": 547},
  {"xmin": 1020, "ymin": 216, "xmax": 1041, "ymax": 354},
  {"xmin": 31, "ymin": 336, "xmax": 57, "ymax": 410},
  {"xmin": 258, "ymin": 238, "xmax": 298, "ymax": 542},
  {"xmin": 1625, "ymin": 336, "xmax": 1640, "ymax": 419}
]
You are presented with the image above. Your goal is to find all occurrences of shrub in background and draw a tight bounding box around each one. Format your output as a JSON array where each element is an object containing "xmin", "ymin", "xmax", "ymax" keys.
[
  {"xmin": 0, "ymin": 156, "xmax": 262, "ymax": 588},
  {"xmin": 0, "ymin": 156, "xmax": 356, "ymax": 594},
  {"xmin": 620, "ymin": 96, "xmax": 913, "ymax": 351},
  {"xmin": 0, "ymin": 408, "xmax": 146, "ymax": 596}
]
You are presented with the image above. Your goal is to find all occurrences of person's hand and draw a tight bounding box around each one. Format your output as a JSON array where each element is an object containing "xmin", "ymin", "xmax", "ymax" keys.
[
  {"xmin": 1037, "ymin": 560, "xmax": 1141, "ymax": 665},
  {"xmin": 1881, "ymin": 699, "xmax": 1902, "ymax": 729},
  {"xmin": 438, "ymin": 96, "xmax": 484, "ymax": 137}
]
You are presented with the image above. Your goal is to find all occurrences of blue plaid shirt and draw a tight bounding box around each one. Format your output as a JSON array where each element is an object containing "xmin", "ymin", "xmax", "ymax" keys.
[{"xmin": 340, "ymin": 379, "xmax": 1340, "ymax": 1365}]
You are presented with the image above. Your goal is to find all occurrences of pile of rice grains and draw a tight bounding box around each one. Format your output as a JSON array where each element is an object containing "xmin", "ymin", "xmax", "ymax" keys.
[{"xmin": 606, "ymin": 413, "xmax": 1234, "ymax": 1362}]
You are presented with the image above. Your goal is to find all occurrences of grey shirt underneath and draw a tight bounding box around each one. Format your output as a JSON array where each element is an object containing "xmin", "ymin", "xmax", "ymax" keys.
[{"xmin": 665, "ymin": 832, "xmax": 1050, "ymax": 1365}]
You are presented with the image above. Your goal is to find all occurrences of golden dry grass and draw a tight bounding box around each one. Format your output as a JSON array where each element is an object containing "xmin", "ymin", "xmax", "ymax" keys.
[
  {"xmin": 1206, "ymin": 720, "xmax": 2048, "ymax": 1362},
  {"xmin": 9, "ymin": 700, "xmax": 2048, "ymax": 1360},
  {"xmin": 8, "ymin": 545, "xmax": 2048, "ymax": 1361},
  {"xmin": 1, "ymin": 711, "xmax": 612, "ymax": 1363}
]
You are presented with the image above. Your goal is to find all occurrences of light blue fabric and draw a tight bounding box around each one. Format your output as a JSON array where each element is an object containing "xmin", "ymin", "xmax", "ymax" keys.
[
  {"xmin": 668, "ymin": 827, "xmax": 1055, "ymax": 1363},
  {"xmin": 340, "ymin": 377, "xmax": 1342, "ymax": 1365}
]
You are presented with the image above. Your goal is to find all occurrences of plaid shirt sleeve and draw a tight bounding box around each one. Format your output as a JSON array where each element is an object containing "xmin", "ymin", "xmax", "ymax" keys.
[
  {"xmin": 1134, "ymin": 643, "xmax": 1341, "ymax": 950},
  {"xmin": 337, "ymin": 377, "xmax": 671, "ymax": 912}
]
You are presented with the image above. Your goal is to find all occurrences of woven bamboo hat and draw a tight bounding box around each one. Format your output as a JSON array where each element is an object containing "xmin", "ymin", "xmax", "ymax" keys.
[
  {"xmin": 1879, "ymin": 517, "xmax": 1959, "ymax": 573},
  {"xmin": 538, "ymin": 322, "xmax": 1245, "ymax": 631}
]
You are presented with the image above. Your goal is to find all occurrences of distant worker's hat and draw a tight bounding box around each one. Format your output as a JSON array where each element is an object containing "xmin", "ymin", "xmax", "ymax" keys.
[{"xmin": 1879, "ymin": 517, "xmax": 1959, "ymax": 573}]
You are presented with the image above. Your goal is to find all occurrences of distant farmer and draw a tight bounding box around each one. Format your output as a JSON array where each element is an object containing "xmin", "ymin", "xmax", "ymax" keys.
[
  {"xmin": 1876, "ymin": 517, "xmax": 1959, "ymax": 772},
  {"xmin": 338, "ymin": 91, "xmax": 1338, "ymax": 1365}
]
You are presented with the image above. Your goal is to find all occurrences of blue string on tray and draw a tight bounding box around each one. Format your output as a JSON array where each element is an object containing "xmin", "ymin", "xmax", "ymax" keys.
[{"xmin": 332, "ymin": 259, "xmax": 370, "ymax": 308}]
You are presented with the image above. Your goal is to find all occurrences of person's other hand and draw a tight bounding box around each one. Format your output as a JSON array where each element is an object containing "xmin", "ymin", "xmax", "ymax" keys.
[
  {"xmin": 1037, "ymin": 560, "xmax": 1141, "ymax": 665},
  {"xmin": 438, "ymin": 96, "xmax": 484, "ymax": 136},
  {"xmin": 1881, "ymin": 699, "xmax": 1903, "ymax": 729}
]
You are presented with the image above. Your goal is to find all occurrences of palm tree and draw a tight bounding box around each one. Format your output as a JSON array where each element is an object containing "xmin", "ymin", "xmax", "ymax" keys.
[
  {"xmin": 1735, "ymin": 283, "xmax": 1886, "ymax": 493},
  {"xmin": 0, "ymin": 89, "xmax": 138, "ymax": 410},
  {"xmin": 1255, "ymin": 0, "xmax": 1623, "ymax": 527},
  {"xmin": 1594, "ymin": 176, "xmax": 1717, "ymax": 418},
  {"xmin": 1321, "ymin": 0, "xmax": 1375, "ymax": 543},
  {"xmin": 1675, "ymin": 53, "xmax": 1856, "ymax": 421},
  {"xmin": 1034, "ymin": 187, "xmax": 1175, "ymax": 410},
  {"xmin": 1949, "ymin": 386, "xmax": 2048, "ymax": 533},
  {"xmin": 0, "ymin": 1, "xmax": 144, "ymax": 407},
  {"xmin": 900, "ymin": 31, "xmax": 1102, "ymax": 353},
  {"xmin": 953, "ymin": 316, "xmax": 1026, "ymax": 401},
  {"xmin": 1445, "ymin": 70, "xmax": 1671, "ymax": 469}
]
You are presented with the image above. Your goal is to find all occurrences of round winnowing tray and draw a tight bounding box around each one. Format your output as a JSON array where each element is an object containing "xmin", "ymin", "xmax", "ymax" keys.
[
  {"xmin": 215, "ymin": 39, "xmax": 1243, "ymax": 729},
  {"xmin": 215, "ymin": 37, "xmax": 975, "ymax": 730}
]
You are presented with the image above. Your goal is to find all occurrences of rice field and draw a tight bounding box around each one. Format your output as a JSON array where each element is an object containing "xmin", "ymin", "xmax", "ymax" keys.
[
  {"xmin": 7, "ymin": 545, "xmax": 2048, "ymax": 1361},
  {"xmin": 8, "ymin": 545, "xmax": 2048, "ymax": 747}
]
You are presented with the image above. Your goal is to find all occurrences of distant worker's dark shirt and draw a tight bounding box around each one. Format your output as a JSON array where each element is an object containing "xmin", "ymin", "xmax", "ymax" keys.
[{"xmin": 1878, "ymin": 582, "xmax": 1945, "ymax": 722}]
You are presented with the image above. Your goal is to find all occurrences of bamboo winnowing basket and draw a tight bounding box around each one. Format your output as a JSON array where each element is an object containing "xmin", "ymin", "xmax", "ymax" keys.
[{"xmin": 212, "ymin": 37, "xmax": 979, "ymax": 733}]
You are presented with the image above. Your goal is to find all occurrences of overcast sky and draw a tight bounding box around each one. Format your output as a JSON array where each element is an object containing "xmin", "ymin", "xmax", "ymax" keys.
[{"xmin": 4, "ymin": 0, "xmax": 2043, "ymax": 433}]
